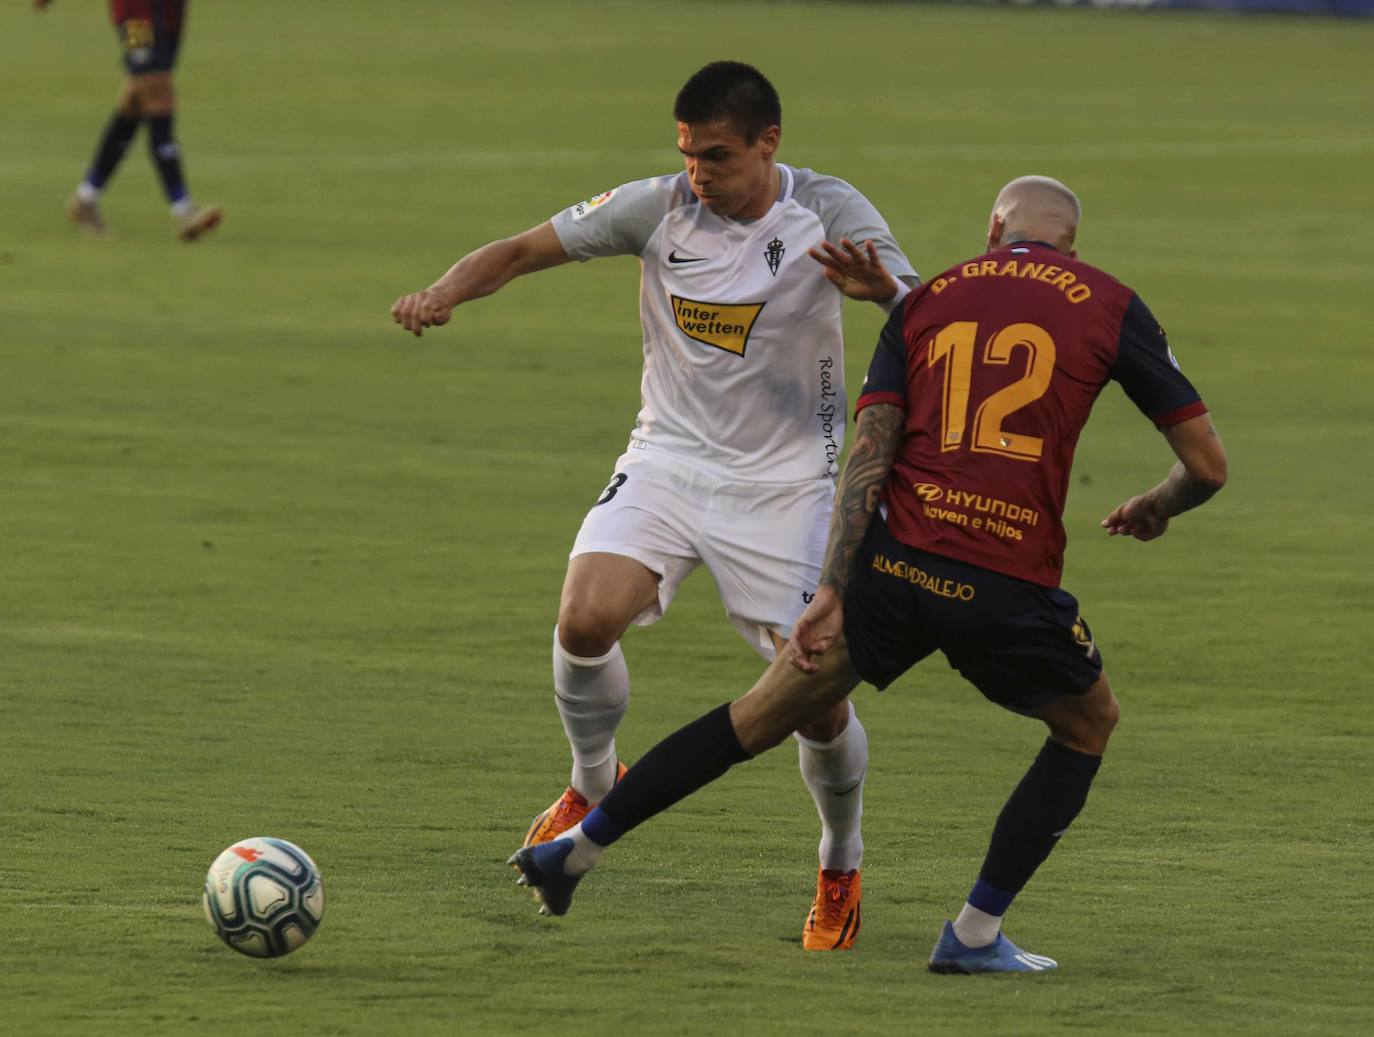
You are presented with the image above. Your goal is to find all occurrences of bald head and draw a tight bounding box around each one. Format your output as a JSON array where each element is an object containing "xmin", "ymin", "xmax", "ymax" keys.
[{"xmin": 987, "ymin": 175, "xmax": 1081, "ymax": 254}]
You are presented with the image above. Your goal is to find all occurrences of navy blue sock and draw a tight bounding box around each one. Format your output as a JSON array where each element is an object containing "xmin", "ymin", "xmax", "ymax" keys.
[
  {"xmin": 975, "ymin": 738, "xmax": 1103, "ymax": 902},
  {"xmin": 581, "ymin": 703, "xmax": 752, "ymax": 848},
  {"xmin": 84, "ymin": 111, "xmax": 141, "ymax": 190},
  {"xmin": 146, "ymin": 113, "xmax": 188, "ymax": 204}
]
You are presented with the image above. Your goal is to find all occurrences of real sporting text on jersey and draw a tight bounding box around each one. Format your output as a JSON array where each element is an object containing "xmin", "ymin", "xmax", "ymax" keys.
[{"xmin": 856, "ymin": 241, "xmax": 1206, "ymax": 587}]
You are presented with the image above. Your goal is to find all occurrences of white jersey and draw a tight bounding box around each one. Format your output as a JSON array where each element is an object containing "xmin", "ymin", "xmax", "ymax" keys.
[{"xmin": 551, "ymin": 165, "xmax": 918, "ymax": 482}]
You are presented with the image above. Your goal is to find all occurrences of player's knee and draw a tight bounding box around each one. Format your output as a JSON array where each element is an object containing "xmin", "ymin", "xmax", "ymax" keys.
[
  {"xmin": 730, "ymin": 696, "xmax": 794, "ymax": 756},
  {"xmin": 795, "ymin": 697, "xmax": 850, "ymax": 742},
  {"xmin": 134, "ymin": 74, "xmax": 174, "ymax": 115},
  {"xmin": 1050, "ymin": 690, "xmax": 1119, "ymax": 755},
  {"xmin": 117, "ymin": 79, "xmax": 142, "ymax": 118},
  {"xmin": 1087, "ymin": 694, "xmax": 1120, "ymax": 753},
  {"xmin": 1099, "ymin": 689, "xmax": 1121, "ymax": 735},
  {"xmin": 556, "ymin": 605, "xmax": 618, "ymax": 659}
]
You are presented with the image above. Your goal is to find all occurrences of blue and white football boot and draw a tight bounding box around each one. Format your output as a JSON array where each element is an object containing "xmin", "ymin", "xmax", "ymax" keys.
[
  {"xmin": 928, "ymin": 920, "xmax": 1059, "ymax": 974},
  {"xmin": 508, "ymin": 837, "xmax": 582, "ymax": 916}
]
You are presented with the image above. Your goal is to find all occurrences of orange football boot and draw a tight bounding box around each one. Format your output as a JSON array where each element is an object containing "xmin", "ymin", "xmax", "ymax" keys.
[
  {"xmin": 802, "ymin": 868, "xmax": 862, "ymax": 951},
  {"xmin": 522, "ymin": 761, "xmax": 629, "ymax": 848}
]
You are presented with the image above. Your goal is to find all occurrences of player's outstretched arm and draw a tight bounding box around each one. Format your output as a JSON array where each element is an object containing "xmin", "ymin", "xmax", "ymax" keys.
[
  {"xmin": 1101, "ymin": 414, "xmax": 1227, "ymax": 541},
  {"xmin": 807, "ymin": 238, "xmax": 900, "ymax": 303},
  {"xmin": 790, "ymin": 403, "xmax": 904, "ymax": 672},
  {"xmin": 390, "ymin": 221, "xmax": 571, "ymax": 337}
]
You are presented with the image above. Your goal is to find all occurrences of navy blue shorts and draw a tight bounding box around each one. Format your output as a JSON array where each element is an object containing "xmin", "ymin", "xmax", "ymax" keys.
[
  {"xmin": 843, "ymin": 518, "xmax": 1103, "ymax": 715},
  {"xmin": 113, "ymin": 1, "xmax": 184, "ymax": 74}
]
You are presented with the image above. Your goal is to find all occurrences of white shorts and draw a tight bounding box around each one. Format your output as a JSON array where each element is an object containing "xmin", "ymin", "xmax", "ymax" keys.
[{"xmin": 570, "ymin": 446, "xmax": 834, "ymax": 660}]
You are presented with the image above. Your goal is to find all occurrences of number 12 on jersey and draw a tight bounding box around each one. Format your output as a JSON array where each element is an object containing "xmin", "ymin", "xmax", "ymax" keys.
[{"xmin": 928, "ymin": 321, "xmax": 1057, "ymax": 462}]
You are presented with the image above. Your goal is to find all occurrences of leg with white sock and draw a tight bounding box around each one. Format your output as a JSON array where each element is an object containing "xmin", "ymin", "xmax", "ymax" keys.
[
  {"xmin": 796, "ymin": 699, "xmax": 867, "ymax": 872},
  {"xmin": 510, "ymin": 627, "xmax": 863, "ymax": 916},
  {"xmin": 795, "ymin": 696, "xmax": 868, "ymax": 950},
  {"xmin": 521, "ymin": 551, "xmax": 660, "ymax": 849},
  {"xmin": 553, "ymin": 629, "xmax": 629, "ymax": 803}
]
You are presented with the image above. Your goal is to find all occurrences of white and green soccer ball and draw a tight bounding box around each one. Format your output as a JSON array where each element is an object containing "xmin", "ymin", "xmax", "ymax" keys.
[{"xmin": 202, "ymin": 837, "xmax": 325, "ymax": 958}]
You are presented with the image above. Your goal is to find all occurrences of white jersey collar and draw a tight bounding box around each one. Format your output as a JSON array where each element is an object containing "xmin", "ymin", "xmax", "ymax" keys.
[
  {"xmin": 728, "ymin": 164, "xmax": 792, "ymax": 225},
  {"xmin": 776, "ymin": 164, "xmax": 794, "ymax": 206}
]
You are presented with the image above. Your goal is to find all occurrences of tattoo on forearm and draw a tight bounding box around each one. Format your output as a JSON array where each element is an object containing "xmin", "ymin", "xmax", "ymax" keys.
[
  {"xmin": 819, "ymin": 404, "xmax": 903, "ymax": 597},
  {"xmin": 1150, "ymin": 460, "xmax": 1220, "ymax": 519}
]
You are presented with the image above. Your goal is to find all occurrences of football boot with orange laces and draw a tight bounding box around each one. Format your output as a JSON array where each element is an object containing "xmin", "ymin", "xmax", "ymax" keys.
[
  {"xmin": 522, "ymin": 761, "xmax": 629, "ymax": 848},
  {"xmin": 802, "ymin": 867, "xmax": 862, "ymax": 951}
]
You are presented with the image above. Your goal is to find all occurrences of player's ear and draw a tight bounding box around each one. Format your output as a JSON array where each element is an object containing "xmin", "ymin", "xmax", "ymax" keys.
[
  {"xmin": 757, "ymin": 125, "xmax": 780, "ymax": 158},
  {"xmin": 986, "ymin": 213, "xmax": 1004, "ymax": 250}
]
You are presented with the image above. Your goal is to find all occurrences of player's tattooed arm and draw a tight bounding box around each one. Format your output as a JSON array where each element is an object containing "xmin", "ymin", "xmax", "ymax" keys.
[
  {"xmin": 789, "ymin": 403, "xmax": 902, "ymax": 672},
  {"xmin": 819, "ymin": 403, "xmax": 904, "ymax": 597},
  {"xmin": 1102, "ymin": 415, "xmax": 1227, "ymax": 540}
]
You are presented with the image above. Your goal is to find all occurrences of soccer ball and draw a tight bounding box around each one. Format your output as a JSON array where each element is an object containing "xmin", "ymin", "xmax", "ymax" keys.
[{"xmin": 202, "ymin": 837, "xmax": 325, "ymax": 958}]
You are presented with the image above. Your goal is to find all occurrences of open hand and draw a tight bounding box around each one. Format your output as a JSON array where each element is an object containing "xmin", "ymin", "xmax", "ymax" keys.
[{"xmin": 807, "ymin": 238, "xmax": 897, "ymax": 303}]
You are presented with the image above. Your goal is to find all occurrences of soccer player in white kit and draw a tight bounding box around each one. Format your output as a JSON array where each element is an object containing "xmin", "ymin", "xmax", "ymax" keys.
[{"xmin": 392, "ymin": 62, "xmax": 919, "ymax": 950}]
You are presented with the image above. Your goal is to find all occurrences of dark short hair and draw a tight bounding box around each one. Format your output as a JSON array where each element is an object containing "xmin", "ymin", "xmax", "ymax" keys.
[{"xmin": 673, "ymin": 61, "xmax": 781, "ymax": 142}]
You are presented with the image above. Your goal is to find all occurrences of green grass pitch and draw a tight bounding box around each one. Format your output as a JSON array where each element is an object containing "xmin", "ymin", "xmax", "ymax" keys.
[{"xmin": 2, "ymin": 1, "xmax": 1372, "ymax": 1033}]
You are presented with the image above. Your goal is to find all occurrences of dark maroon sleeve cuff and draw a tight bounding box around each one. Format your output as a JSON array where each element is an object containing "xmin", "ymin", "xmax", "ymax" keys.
[
  {"xmin": 855, "ymin": 391, "xmax": 905, "ymax": 418},
  {"xmin": 1153, "ymin": 400, "xmax": 1208, "ymax": 428}
]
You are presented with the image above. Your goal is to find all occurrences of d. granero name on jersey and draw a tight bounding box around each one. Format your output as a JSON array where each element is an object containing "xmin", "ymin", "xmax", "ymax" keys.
[
  {"xmin": 670, "ymin": 295, "xmax": 766, "ymax": 357},
  {"xmin": 927, "ymin": 258, "xmax": 1094, "ymax": 304}
]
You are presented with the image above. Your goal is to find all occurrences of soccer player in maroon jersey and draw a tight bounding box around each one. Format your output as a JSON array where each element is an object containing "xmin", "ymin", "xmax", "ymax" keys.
[
  {"xmin": 509, "ymin": 175, "xmax": 1228, "ymax": 973},
  {"xmin": 35, "ymin": 0, "xmax": 221, "ymax": 240}
]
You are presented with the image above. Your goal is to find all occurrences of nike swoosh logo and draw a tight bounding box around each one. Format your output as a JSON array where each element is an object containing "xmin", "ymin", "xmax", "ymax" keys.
[{"xmin": 667, "ymin": 250, "xmax": 709, "ymax": 264}]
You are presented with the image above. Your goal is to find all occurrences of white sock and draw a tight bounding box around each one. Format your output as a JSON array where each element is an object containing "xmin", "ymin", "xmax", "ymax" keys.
[
  {"xmin": 76, "ymin": 181, "xmax": 100, "ymax": 202},
  {"xmin": 170, "ymin": 197, "xmax": 195, "ymax": 219},
  {"xmin": 554, "ymin": 821, "xmax": 604, "ymax": 877},
  {"xmin": 953, "ymin": 903, "xmax": 1002, "ymax": 948},
  {"xmin": 796, "ymin": 701, "xmax": 867, "ymax": 872},
  {"xmin": 552, "ymin": 627, "xmax": 629, "ymax": 802}
]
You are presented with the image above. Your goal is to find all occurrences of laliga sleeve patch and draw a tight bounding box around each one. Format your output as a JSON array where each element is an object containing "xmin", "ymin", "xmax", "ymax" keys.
[{"xmin": 572, "ymin": 189, "xmax": 616, "ymax": 220}]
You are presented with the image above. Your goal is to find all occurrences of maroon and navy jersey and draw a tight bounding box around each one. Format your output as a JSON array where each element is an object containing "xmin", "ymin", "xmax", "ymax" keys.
[
  {"xmin": 110, "ymin": 0, "xmax": 187, "ymax": 73},
  {"xmin": 856, "ymin": 241, "xmax": 1207, "ymax": 587},
  {"xmin": 111, "ymin": 0, "xmax": 186, "ymax": 29}
]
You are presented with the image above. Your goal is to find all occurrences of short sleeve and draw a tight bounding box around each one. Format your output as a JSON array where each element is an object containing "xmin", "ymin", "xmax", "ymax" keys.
[
  {"xmin": 550, "ymin": 174, "xmax": 683, "ymax": 261},
  {"xmin": 793, "ymin": 172, "xmax": 919, "ymax": 287},
  {"xmin": 855, "ymin": 299, "xmax": 910, "ymax": 417},
  {"xmin": 1112, "ymin": 294, "xmax": 1208, "ymax": 428}
]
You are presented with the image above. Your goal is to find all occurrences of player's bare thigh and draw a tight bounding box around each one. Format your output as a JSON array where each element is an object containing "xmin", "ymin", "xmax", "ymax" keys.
[
  {"xmin": 764, "ymin": 630, "xmax": 852, "ymax": 743},
  {"xmin": 557, "ymin": 552, "xmax": 661, "ymax": 658},
  {"xmin": 114, "ymin": 76, "xmax": 144, "ymax": 118},
  {"xmin": 129, "ymin": 70, "xmax": 175, "ymax": 116},
  {"xmin": 1030, "ymin": 672, "xmax": 1120, "ymax": 755},
  {"xmin": 731, "ymin": 635, "xmax": 862, "ymax": 755}
]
